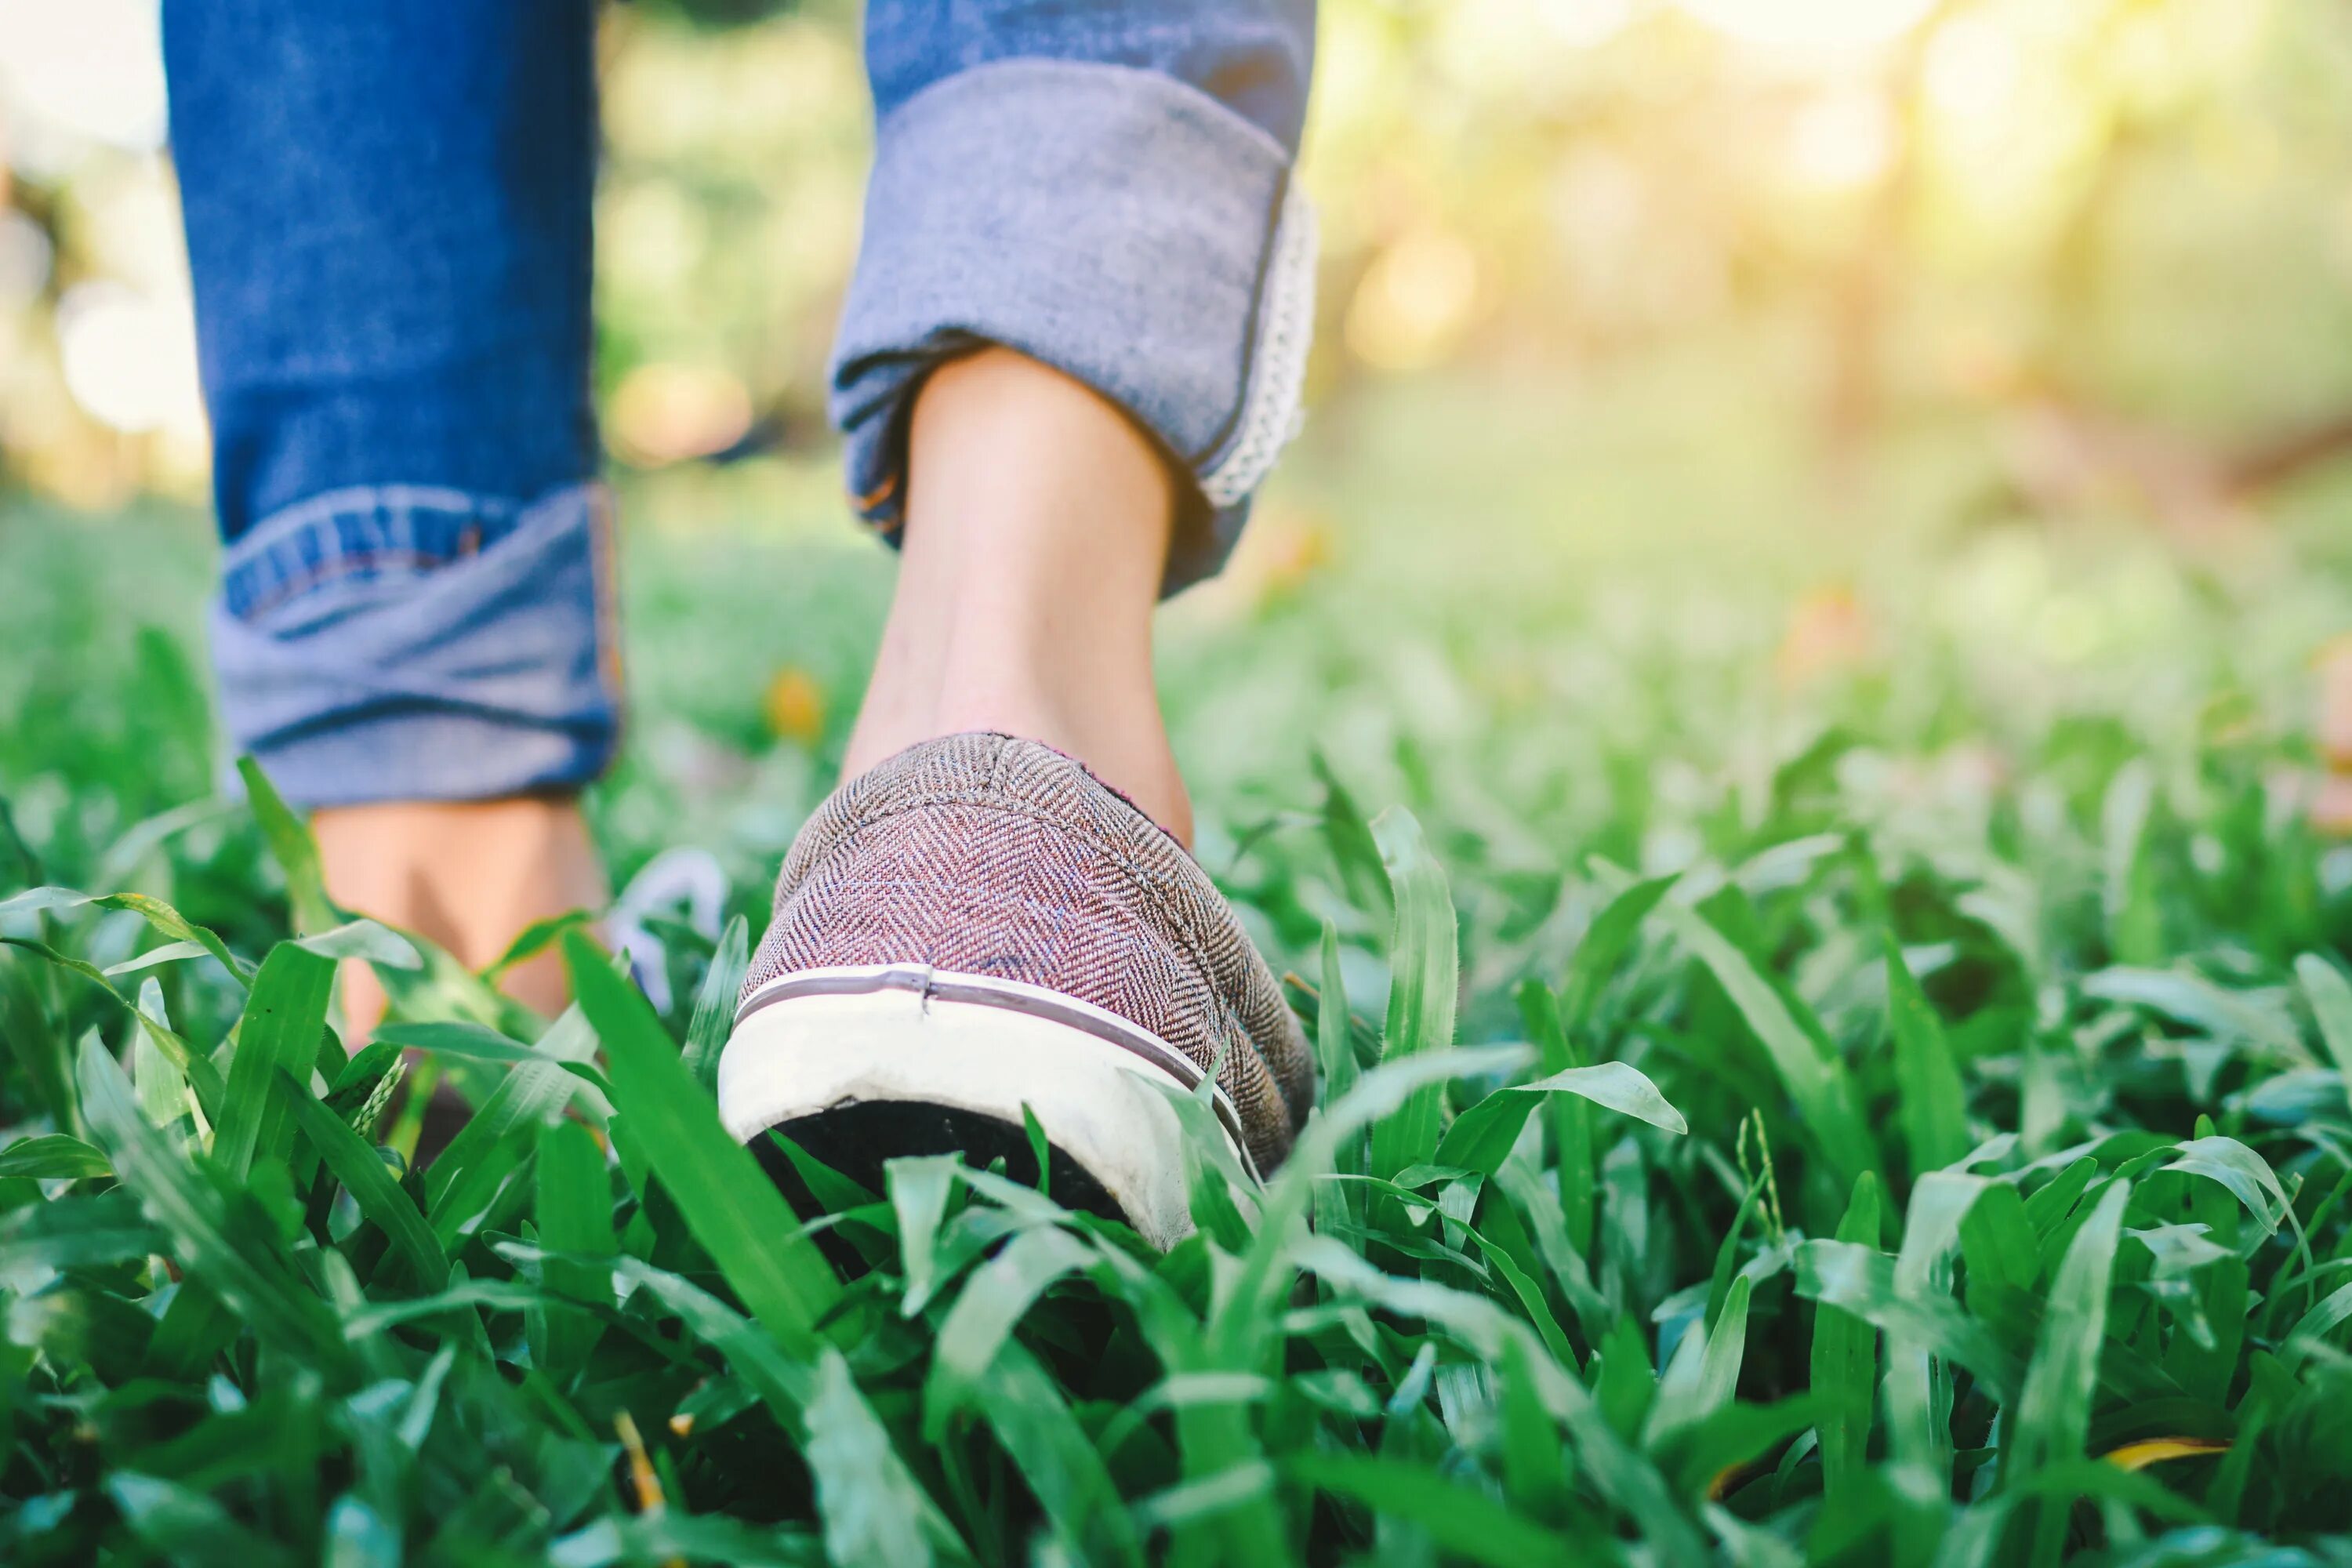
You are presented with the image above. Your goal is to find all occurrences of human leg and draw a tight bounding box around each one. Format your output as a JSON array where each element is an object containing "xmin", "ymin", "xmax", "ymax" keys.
[
  {"xmin": 724, "ymin": 1, "xmax": 1323, "ymax": 1236},
  {"xmin": 310, "ymin": 797, "xmax": 604, "ymax": 1029},
  {"xmin": 165, "ymin": 0, "xmax": 613, "ymax": 1033},
  {"xmin": 836, "ymin": 1, "xmax": 1322, "ymax": 844}
]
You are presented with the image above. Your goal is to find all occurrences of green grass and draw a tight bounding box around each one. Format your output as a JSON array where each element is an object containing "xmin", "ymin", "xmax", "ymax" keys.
[{"xmin": 8, "ymin": 368, "xmax": 2352, "ymax": 1563}]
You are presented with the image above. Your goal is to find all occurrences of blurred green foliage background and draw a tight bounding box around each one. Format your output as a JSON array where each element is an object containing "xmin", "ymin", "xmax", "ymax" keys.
[{"xmin": 11, "ymin": 0, "xmax": 2352, "ymax": 540}]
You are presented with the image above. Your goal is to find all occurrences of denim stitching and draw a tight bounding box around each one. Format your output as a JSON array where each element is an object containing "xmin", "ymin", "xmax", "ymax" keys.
[
  {"xmin": 226, "ymin": 483, "xmax": 509, "ymax": 558},
  {"xmin": 232, "ymin": 549, "xmax": 464, "ymax": 622},
  {"xmin": 220, "ymin": 485, "xmax": 596, "ymax": 623}
]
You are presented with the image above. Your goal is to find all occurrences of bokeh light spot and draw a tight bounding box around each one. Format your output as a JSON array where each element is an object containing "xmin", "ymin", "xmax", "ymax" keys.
[{"xmin": 1674, "ymin": 0, "xmax": 1938, "ymax": 55}]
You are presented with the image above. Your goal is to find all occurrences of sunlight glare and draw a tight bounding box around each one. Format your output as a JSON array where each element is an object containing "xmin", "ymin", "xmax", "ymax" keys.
[
  {"xmin": 1783, "ymin": 89, "xmax": 1897, "ymax": 191},
  {"xmin": 0, "ymin": 0, "xmax": 168, "ymax": 153},
  {"xmin": 56, "ymin": 280, "xmax": 205, "ymax": 437},
  {"xmin": 1922, "ymin": 13, "xmax": 2022, "ymax": 125},
  {"xmin": 1537, "ymin": 0, "xmax": 1639, "ymax": 49},
  {"xmin": 1673, "ymin": 0, "xmax": 1939, "ymax": 54}
]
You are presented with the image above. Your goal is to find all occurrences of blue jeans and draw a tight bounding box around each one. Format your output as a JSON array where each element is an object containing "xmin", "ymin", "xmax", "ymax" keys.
[{"xmin": 166, "ymin": 0, "xmax": 1316, "ymax": 808}]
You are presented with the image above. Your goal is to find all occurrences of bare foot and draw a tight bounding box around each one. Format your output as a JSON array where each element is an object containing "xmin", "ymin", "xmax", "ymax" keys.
[{"xmin": 313, "ymin": 794, "xmax": 608, "ymax": 1038}]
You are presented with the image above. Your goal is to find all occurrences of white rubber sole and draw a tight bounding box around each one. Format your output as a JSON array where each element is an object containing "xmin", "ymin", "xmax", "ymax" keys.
[{"xmin": 717, "ymin": 965, "xmax": 1252, "ymax": 1250}]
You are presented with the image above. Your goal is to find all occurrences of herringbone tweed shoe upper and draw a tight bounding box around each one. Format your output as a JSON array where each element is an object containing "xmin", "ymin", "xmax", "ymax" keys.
[{"xmin": 740, "ymin": 732, "xmax": 1315, "ymax": 1173}]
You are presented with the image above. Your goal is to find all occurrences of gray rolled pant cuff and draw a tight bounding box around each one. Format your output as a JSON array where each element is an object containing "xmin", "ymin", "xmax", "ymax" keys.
[{"xmin": 829, "ymin": 59, "xmax": 1317, "ymax": 596}]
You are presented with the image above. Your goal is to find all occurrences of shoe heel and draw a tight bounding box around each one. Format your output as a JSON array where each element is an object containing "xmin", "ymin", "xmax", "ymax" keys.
[{"xmin": 718, "ymin": 969, "xmax": 1238, "ymax": 1249}]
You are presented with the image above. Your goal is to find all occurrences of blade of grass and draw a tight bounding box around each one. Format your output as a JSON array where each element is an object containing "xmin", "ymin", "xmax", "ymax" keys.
[
  {"xmin": 77, "ymin": 1036, "xmax": 354, "ymax": 1382},
  {"xmin": 0, "ymin": 947, "xmax": 82, "ymax": 1136},
  {"xmin": 278, "ymin": 1067, "xmax": 445, "ymax": 1291},
  {"xmin": 2279, "ymin": 1277, "xmax": 2352, "ymax": 1370},
  {"xmin": 2003, "ymin": 1179, "xmax": 2131, "ymax": 1568},
  {"xmin": 2100, "ymin": 760, "xmax": 2163, "ymax": 967},
  {"xmin": 923, "ymin": 1225, "xmax": 1093, "ymax": 1439},
  {"xmin": 1211, "ymin": 1044, "xmax": 1531, "ymax": 1367},
  {"xmin": 1295, "ymin": 1237, "xmax": 1707, "ymax": 1564},
  {"xmin": 806, "ymin": 1348, "xmax": 960, "ymax": 1568},
  {"xmin": 0, "ymin": 1134, "xmax": 111, "ymax": 1181},
  {"xmin": 1313, "ymin": 751, "xmax": 1392, "ymax": 920},
  {"xmin": 237, "ymin": 757, "xmax": 337, "ymax": 935},
  {"xmin": 132, "ymin": 985, "xmax": 198, "ymax": 1133},
  {"xmin": 108, "ymin": 1473, "xmax": 299, "ymax": 1568},
  {"xmin": 1, "ymin": 935, "xmax": 225, "ymax": 1119},
  {"xmin": 1666, "ymin": 902, "xmax": 1875, "ymax": 1193},
  {"xmin": 1703, "ymin": 1173, "xmax": 1761, "ymax": 1334},
  {"xmin": 681, "ymin": 913, "xmax": 749, "ymax": 1096},
  {"xmin": 372, "ymin": 1019, "xmax": 615, "ymax": 1102},
  {"xmin": 1650, "ymin": 1275, "xmax": 1751, "ymax": 1443},
  {"xmin": 212, "ymin": 942, "xmax": 334, "ymax": 1179},
  {"xmin": 2296, "ymin": 952, "xmax": 2352, "ymax": 1108},
  {"xmin": 1795, "ymin": 1238, "xmax": 2021, "ymax": 1405},
  {"xmin": 482, "ymin": 908, "xmax": 594, "ymax": 985},
  {"xmin": 2161, "ymin": 1137, "xmax": 2290, "ymax": 1238},
  {"xmin": 1315, "ymin": 920, "xmax": 1357, "ymax": 1109},
  {"xmin": 1282, "ymin": 1451, "xmax": 1568, "ymax": 1568},
  {"xmin": 423, "ymin": 1006, "xmax": 604, "ymax": 1241},
  {"xmin": 1959, "ymin": 1181, "xmax": 2040, "ymax": 1296},
  {"xmin": 1367, "ymin": 808, "xmax": 1457, "ymax": 1184},
  {"xmin": 2081, "ymin": 968, "xmax": 2303, "ymax": 1063},
  {"xmin": 1495, "ymin": 1334, "xmax": 1574, "ymax": 1526},
  {"xmin": 534, "ymin": 1118, "xmax": 615, "ymax": 1385},
  {"xmin": 1885, "ymin": 935, "xmax": 1970, "ymax": 1178},
  {"xmin": 1517, "ymin": 981, "xmax": 1594, "ymax": 1259},
  {"xmin": 1559, "ymin": 870, "xmax": 1675, "ymax": 1029},
  {"xmin": 971, "ymin": 1341, "xmax": 1144, "ymax": 1567},
  {"xmin": 1316, "ymin": 923, "xmax": 1363, "ymax": 1236},
  {"xmin": 1433, "ymin": 1059, "xmax": 1686, "ymax": 1179},
  {"xmin": 549, "ymin": 1511, "xmax": 815, "ymax": 1567},
  {"xmin": 0, "ymin": 885, "xmax": 254, "ymax": 984},
  {"xmin": 0, "ymin": 1189, "xmax": 158, "ymax": 1272},
  {"xmin": 1811, "ymin": 1171, "xmax": 1882, "ymax": 1497},
  {"xmin": 1671, "ymin": 1393, "xmax": 1818, "ymax": 1501},
  {"xmin": 564, "ymin": 931, "xmax": 840, "ymax": 1357},
  {"xmin": 292, "ymin": 918, "xmax": 421, "ymax": 971}
]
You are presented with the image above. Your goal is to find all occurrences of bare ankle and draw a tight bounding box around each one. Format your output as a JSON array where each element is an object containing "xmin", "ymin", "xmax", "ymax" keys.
[
  {"xmin": 841, "ymin": 347, "xmax": 1196, "ymax": 842},
  {"xmin": 314, "ymin": 794, "xmax": 606, "ymax": 1035}
]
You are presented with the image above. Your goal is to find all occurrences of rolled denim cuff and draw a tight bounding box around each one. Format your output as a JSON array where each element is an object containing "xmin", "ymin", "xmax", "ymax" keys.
[
  {"xmin": 209, "ymin": 482, "xmax": 622, "ymax": 808},
  {"xmin": 830, "ymin": 60, "xmax": 1317, "ymax": 596}
]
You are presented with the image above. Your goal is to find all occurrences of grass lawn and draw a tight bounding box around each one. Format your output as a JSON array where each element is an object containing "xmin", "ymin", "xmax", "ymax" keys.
[{"xmin": 5, "ymin": 358, "xmax": 2352, "ymax": 1565}]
